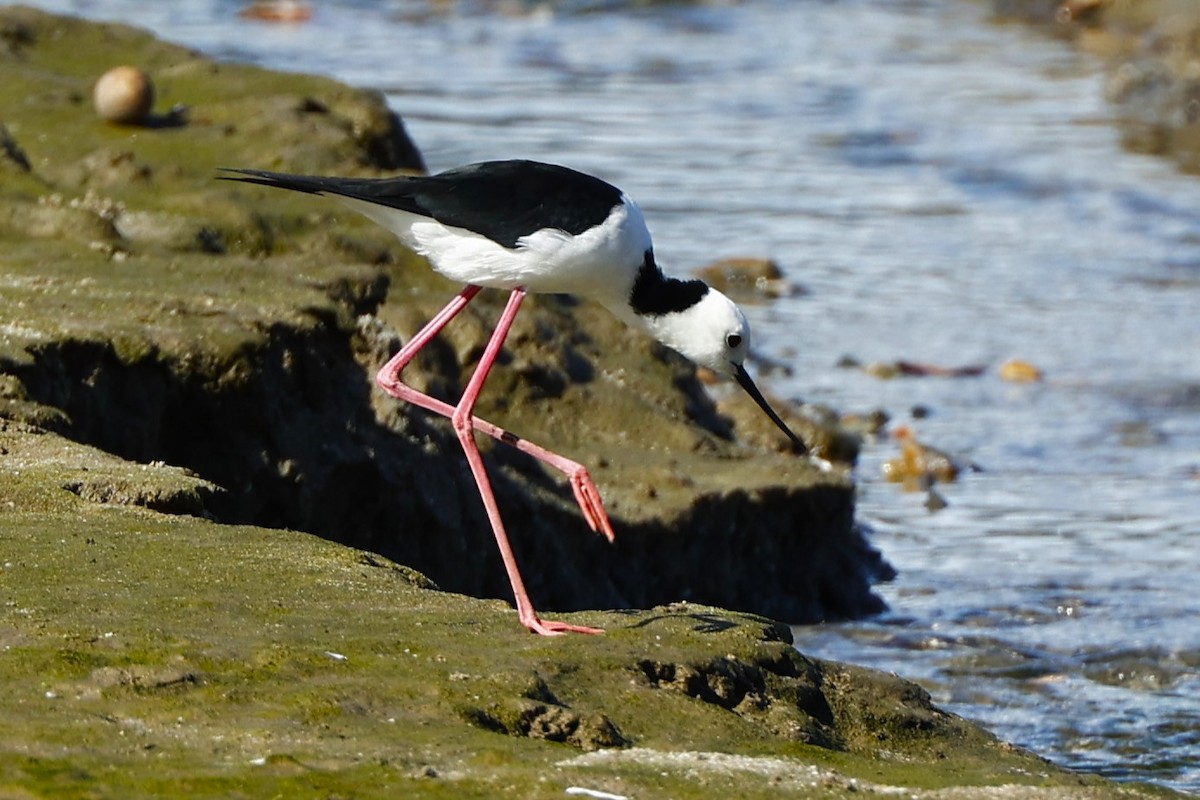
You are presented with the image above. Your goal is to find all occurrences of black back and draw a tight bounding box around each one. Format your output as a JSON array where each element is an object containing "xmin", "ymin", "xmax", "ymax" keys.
[{"xmin": 221, "ymin": 160, "xmax": 625, "ymax": 249}]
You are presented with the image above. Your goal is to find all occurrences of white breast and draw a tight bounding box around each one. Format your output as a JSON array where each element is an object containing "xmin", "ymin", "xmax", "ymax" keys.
[{"xmin": 334, "ymin": 194, "xmax": 653, "ymax": 304}]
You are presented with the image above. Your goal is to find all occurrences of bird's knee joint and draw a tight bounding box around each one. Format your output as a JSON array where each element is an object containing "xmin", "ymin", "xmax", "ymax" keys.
[
  {"xmin": 375, "ymin": 366, "xmax": 402, "ymax": 391},
  {"xmin": 451, "ymin": 410, "xmax": 473, "ymax": 437}
]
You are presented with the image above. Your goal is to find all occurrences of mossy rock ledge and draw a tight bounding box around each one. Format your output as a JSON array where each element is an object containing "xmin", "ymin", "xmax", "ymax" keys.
[
  {"xmin": 0, "ymin": 7, "xmax": 1180, "ymax": 798},
  {"xmin": 0, "ymin": 3, "xmax": 883, "ymax": 627}
]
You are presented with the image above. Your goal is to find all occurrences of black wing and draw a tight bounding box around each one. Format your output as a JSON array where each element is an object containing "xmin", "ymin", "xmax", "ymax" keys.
[{"xmin": 219, "ymin": 160, "xmax": 625, "ymax": 248}]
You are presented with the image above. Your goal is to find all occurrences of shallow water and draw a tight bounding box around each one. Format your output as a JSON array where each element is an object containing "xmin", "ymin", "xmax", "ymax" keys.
[{"xmin": 35, "ymin": 0, "xmax": 1200, "ymax": 791}]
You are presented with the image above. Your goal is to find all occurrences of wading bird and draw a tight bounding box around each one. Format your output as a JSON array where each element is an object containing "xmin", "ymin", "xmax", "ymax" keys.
[{"xmin": 221, "ymin": 160, "xmax": 806, "ymax": 635}]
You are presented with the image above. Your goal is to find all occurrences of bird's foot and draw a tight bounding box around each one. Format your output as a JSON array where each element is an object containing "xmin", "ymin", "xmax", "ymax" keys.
[
  {"xmin": 568, "ymin": 467, "xmax": 616, "ymax": 543},
  {"xmin": 522, "ymin": 614, "xmax": 606, "ymax": 636},
  {"xmin": 808, "ymin": 454, "xmax": 835, "ymax": 473}
]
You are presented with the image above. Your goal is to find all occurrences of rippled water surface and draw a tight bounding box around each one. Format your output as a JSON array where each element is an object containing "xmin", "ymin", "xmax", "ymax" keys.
[{"xmin": 36, "ymin": 0, "xmax": 1200, "ymax": 791}]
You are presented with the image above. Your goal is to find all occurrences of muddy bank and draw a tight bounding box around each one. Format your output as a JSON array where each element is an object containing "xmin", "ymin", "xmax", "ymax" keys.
[{"xmin": 989, "ymin": 0, "xmax": 1200, "ymax": 173}]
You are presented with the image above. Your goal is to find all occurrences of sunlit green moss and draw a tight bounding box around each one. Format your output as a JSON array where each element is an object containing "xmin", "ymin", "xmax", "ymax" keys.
[{"xmin": 0, "ymin": 8, "xmax": 1183, "ymax": 798}]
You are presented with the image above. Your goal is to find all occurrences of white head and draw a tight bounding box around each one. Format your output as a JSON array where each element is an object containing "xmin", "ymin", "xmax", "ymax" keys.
[
  {"xmin": 638, "ymin": 287, "xmax": 807, "ymax": 454},
  {"xmin": 642, "ymin": 288, "xmax": 749, "ymax": 377}
]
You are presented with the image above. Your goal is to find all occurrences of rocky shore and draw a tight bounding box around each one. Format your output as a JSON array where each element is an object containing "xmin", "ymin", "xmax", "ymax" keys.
[
  {"xmin": 0, "ymin": 4, "xmax": 889, "ymax": 624},
  {"xmin": 0, "ymin": 6, "xmax": 1184, "ymax": 798},
  {"xmin": 993, "ymin": 0, "xmax": 1200, "ymax": 173}
]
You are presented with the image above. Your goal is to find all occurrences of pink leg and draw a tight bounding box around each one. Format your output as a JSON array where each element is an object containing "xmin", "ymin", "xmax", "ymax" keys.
[
  {"xmin": 376, "ymin": 286, "xmax": 613, "ymax": 542},
  {"xmin": 376, "ymin": 286, "xmax": 613, "ymax": 541},
  {"xmin": 376, "ymin": 286, "xmax": 607, "ymax": 635}
]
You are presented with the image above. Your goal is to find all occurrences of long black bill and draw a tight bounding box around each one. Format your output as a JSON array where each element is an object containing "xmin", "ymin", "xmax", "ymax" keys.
[{"xmin": 734, "ymin": 364, "xmax": 808, "ymax": 455}]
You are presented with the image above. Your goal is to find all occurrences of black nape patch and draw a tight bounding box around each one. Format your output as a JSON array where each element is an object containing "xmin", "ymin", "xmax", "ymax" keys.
[{"xmin": 629, "ymin": 251, "xmax": 709, "ymax": 316}]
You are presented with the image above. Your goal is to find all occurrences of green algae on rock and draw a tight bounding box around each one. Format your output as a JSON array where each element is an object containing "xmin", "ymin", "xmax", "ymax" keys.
[
  {"xmin": 0, "ymin": 503, "xmax": 1177, "ymax": 798},
  {"xmin": 0, "ymin": 7, "xmax": 1188, "ymax": 799}
]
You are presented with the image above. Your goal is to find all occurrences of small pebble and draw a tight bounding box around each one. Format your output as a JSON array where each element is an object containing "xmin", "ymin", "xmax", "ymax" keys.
[
  {"xmin": 240, "ymin": 0, "xmax": 313, "ymax": 22},
  {"xmin": 93, "ymin": 66, "xmax": 155, "ymax": 124},
  {"xmin": 998, "ymin": 358, "xmax": 1043, "ymax": 383}
]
